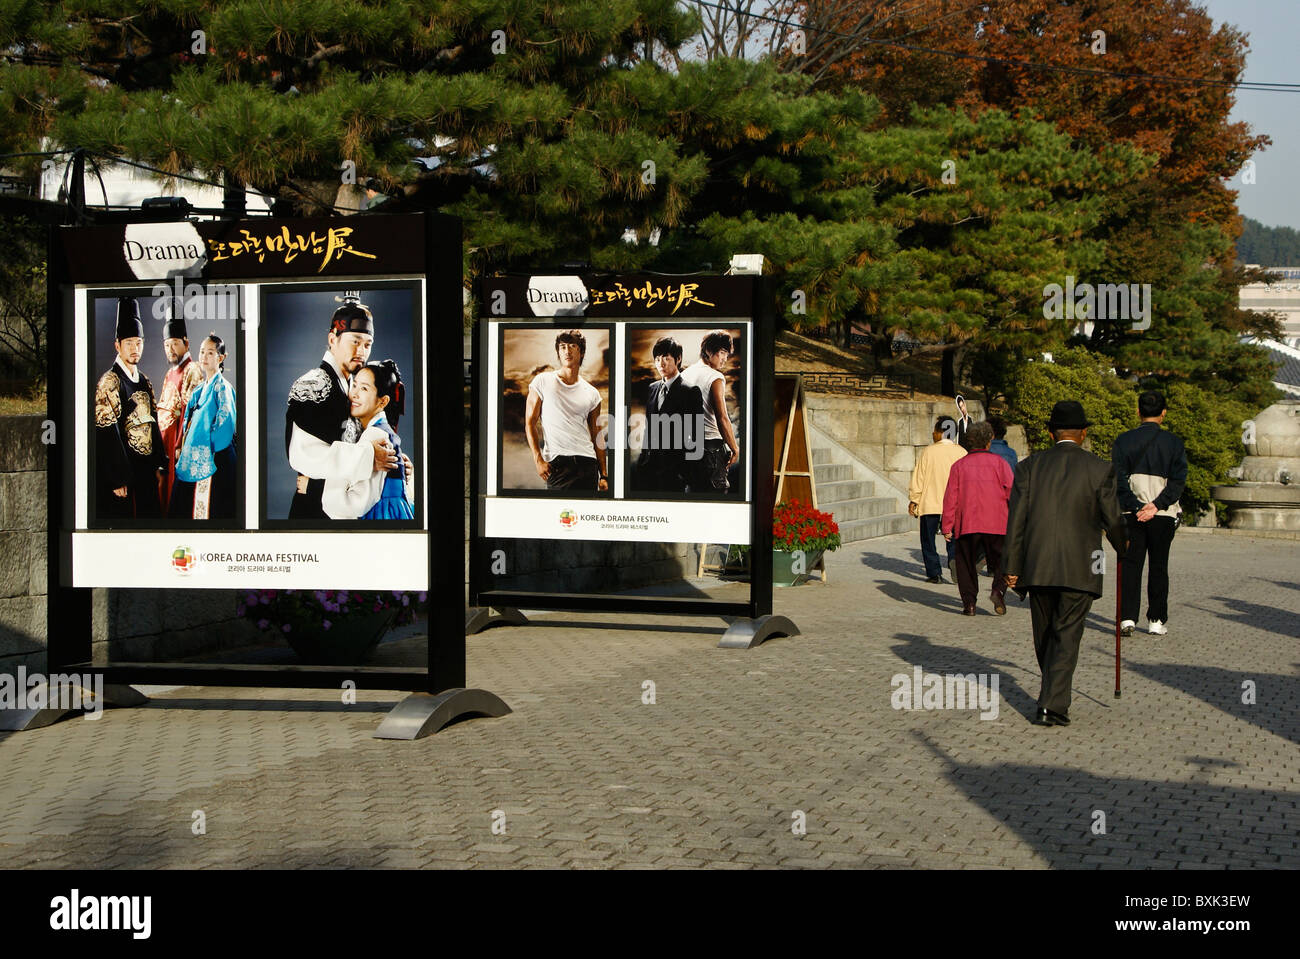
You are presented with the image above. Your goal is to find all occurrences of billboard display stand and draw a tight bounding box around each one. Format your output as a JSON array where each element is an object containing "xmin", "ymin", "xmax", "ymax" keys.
[
  {"xmin": 465, "ymin": 606, "xmax": 529, "ymax": 635},
  {"xmin": 41, "ymin": 211, "xmax": 506, "ymax": 741},
  {"xmin": 0, "ymin": 681, "xmax": 147, "ymax": 732},
  {"xmin": 470, "ymin": 273, "xmax": 800, "ymax": 650}
]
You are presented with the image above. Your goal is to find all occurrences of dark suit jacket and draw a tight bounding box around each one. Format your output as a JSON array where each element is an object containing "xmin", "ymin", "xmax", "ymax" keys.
[
  {"xmin": 636, "ymin": 376, "xmax": 704, "ymax": 486},
  {"xmin": 1003, "ymin": 441, "xmax": 1127, "ymax": 597}
]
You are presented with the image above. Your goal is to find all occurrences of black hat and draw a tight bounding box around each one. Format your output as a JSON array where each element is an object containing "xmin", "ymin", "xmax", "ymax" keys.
[
  {"xmin": 115, "ymin": 298, "xmax": 143, "ymax": 340},
  {"xmin": 1047, "ymin": 400, "xmax": 1091, "ymax": 430},
  {"xmin": 329, "ymin": 292, "xmax": 374, "ymax": 337},
  {"xmin": 162, "ymin": 296, "xmax": 187, "ymax": 341}
]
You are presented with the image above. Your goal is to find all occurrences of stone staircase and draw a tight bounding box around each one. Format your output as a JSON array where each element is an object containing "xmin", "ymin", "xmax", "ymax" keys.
[{"xmin": 811, "ymin": 435, "xmax": 915, "ymax": 543}]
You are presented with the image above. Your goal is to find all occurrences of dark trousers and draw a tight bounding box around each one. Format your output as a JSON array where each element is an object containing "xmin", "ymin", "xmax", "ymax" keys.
[
  {"xmin": 919, "ymin": 514, "xmax": 955, "ymax": 579},
  {"xmin": 546, "ymin": 454, "xmax": 598, "ymax": 490},
  {"xmin": 1122, "ymin": 515, "xmax": 1176, "ymax": 624},
  {"xmin": 289, "ymin": 487, "xmax": 326, "ymax": 520},
  {"xmin": 636, "ymin": 453, "xmax": 687, "ymax": 493},
  {"xmin": 98, "ymin": 462, "xmax": 162, "ymax": 520},
  {"xmin": 694, "ymin": 439, "xmax": 731, "ymax": 492},
  {"xmin": 1029, "ymin": 588, "xmax": 1094, "ymax": 715},
  {"xmin": 954, "ymin": 532, "xmax": 1006, "ymax": 608}
]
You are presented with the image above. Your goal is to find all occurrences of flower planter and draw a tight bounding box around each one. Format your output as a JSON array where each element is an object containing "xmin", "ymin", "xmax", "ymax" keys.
[
  {"xmin": 284, "ymin": 608, "xmax": 398, "ymax": 665},
  {"xmin": 772, "ymin": 548, "xmax": 824, "ymax": 587}
]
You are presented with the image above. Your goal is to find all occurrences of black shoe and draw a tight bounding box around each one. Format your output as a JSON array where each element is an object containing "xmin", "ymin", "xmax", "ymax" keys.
[
  {"xmin": 991, "ymin": 593, "xmax": 1006, "ymax": 615},
  {"xmin": 962, "ymin": 605, "xmax": 976, "ymax": 616},
  {"xmin": 925, "ymin": 576, "xmax": 943, "ymax": 583},
  {"xmin": 1033, "ymin": 707, "xmax": 1070, "ymax": 726}
]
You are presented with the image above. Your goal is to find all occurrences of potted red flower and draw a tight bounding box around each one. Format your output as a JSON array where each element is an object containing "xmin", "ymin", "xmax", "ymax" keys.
[{"xmin": 771, "ymin": 500, "xmax": 841, "ymax": 586}]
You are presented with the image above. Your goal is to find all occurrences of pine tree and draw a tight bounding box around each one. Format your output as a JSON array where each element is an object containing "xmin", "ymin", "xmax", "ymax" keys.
[{"xmin": 793, "ymin": 0, "xmax": 1278, "ymax": 403}]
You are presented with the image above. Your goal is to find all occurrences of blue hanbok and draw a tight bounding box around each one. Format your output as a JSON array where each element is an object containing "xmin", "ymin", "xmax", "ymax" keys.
[
  {"xmin": 321, "ymin": 411, "xmax": 414, "ymax": 520},
  {"xmin": 170, "ymin": 372, "xmax": 237, "ymax": 520},
  {"xmin": 363, "ymin": 413, "xmax": 414, "ymax": 521}
]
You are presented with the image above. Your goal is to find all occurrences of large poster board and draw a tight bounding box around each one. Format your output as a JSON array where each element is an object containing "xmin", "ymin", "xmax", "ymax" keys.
[
  {"xmin": 47, "ymin": 212, "xmax": 466, "ymax": 692},
  {"xmin": 472, "ymin": 274, "xmax": 774, "ymax": 619}
]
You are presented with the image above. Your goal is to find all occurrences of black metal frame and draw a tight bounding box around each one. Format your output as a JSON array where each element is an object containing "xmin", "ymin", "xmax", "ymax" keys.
[
  {"xmin": 468, "ymin": 275, "xmax": 775, "ymax": 621},
  {"xmin": 46, "ymin": 213, "xmax": 468, "ymax": 694}
]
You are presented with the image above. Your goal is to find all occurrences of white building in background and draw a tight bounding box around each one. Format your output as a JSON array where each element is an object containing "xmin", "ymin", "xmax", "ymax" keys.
[
  {"xmin": 38, "ymin": 155, "xmax": 273, "ymax": 214},
  {"xmin": 1240, "ymin": 267, "xmax": 1300, "ymax": 398},
  {"xmin": 1239, "ymin": 266, "xmax": 1300, "ymax": 349}
]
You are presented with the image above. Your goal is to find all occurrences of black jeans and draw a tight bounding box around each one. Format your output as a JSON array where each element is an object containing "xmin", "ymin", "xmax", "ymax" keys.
[
  {"xmin": 1122, "ymin": 515, "xmax": 1176, "ymax": 624},
  {"xmin": 694, "ymin": 439, "xmax": 731, "ymax": 492},
  {"xmin": 546, "ymin": 455, "xmax": 599, "ymax": 490}
]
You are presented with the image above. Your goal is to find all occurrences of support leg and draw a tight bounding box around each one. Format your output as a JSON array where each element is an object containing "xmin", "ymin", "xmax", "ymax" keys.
[
  {"xmin": 0, "ymin": 682, "xmax": 149, "ymax": 732},
  {"xmin": 373, "ymin": 688, "xmax": 512, "ymax": 740},
  {"xmin": 465, "ymin": 606, "xmax": 528, "ymax": 635},
  {"xmin": 718, "ymin": 615, "xmax": 801, "ymax": 650}
]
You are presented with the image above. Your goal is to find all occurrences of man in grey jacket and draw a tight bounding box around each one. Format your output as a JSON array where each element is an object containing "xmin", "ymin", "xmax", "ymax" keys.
[
  {"xmin": 1111, "ymin": 391, "xmax": 1188, "ymax": 637},
  {"xmin": 1004, "ymin": 401, "xmax": 1128, "ymax": 727}
]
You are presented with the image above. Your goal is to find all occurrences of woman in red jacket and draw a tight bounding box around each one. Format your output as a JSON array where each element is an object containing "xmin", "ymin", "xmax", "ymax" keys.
[{"xmin": 942, "ymin": 421, "xmax": 1015, "ymax": 616}]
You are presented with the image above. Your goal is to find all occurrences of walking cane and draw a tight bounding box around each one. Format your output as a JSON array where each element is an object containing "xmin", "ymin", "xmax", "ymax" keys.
[{"xmin": 1114, "ymin": 557, "xmax": 1123, "ymax": 698}]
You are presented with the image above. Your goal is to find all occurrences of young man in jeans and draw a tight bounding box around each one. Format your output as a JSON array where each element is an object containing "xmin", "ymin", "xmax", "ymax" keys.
[
  {"xmin": 909, "ymin": 416, "xmax": 966, "ymax": 583},
  {"xmin": 525, "ymin": 329, "xmax": 609, "ymax": 491},
  {"xmin": 1111, "ymin": 391, "xmax": 1187, "ymax": 637}
]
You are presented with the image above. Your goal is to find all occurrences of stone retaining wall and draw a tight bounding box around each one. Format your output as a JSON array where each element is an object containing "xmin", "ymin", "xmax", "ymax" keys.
[
  {"xmin": 0, "ymin": 415, "xmax": 259, "ymax": 677},
  {"xmin": 0, "ymin": 415, "xmax": 48, "ymax": 675},
  {"xmin": 805, "ymin": 394, "xmax": 1033, "ymax": 496}
]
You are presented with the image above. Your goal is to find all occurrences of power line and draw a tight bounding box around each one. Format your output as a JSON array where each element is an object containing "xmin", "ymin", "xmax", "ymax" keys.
[{"xmin": 686, "ymin": 0, "xmax": 1300, "ymax": 93}]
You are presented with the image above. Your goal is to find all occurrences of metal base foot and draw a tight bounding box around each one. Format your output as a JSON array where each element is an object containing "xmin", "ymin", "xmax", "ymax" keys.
[
  {"xmin": 465, "ymin": 606, "xmax": 528, "ymax": 635},
  {"xmin": 717, "ymin": 615, "xmax": 801, "ymax": 649},
  {"xmin": 0, "ymin": 682, "xmax": 149, "ymax": 732},
  {"xmin": 373, "ymin": 688, "xmax": 512, "ymax": 740}
]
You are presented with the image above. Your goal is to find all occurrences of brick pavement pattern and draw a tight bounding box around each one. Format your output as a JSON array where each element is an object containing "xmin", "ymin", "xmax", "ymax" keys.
[{"xmin": 1, "ymin": 528, "xmax": 1297, "ymax": 869}]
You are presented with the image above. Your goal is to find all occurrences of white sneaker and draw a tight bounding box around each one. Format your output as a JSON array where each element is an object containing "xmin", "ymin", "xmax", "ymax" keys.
[
  {"xmin": 1120, "ymin": 620, "xmax": 1135, "ymax": 637},
  {"xmin": 1148, "ymin": 620, "xmax": 1167, "ymax": 636}
]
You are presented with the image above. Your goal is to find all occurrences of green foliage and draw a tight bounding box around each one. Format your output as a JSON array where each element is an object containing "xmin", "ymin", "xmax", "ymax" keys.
[
  {"xmin": 1005, "ymin": 348, "xmax": 1266, "ymax": 519},
  {"xmin": 1005, "ymin": 347, "xmax": 1135, "ymax": 456},
  {"xmin": 1160, "ymin": 381, "xmax": 1257, "ymax": 520},
  {"xmin": 0, "ymin": 215, "xmax": 48, "ymax": 389},
  {"xmin": 0, "ymin": 0, "xmax": 1278, "ymax": 421}
]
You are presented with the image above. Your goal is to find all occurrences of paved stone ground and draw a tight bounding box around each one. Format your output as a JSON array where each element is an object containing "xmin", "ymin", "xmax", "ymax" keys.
[{"xmin": 1, "ymin": 528, "xmax": 1297, "ymax": 869}]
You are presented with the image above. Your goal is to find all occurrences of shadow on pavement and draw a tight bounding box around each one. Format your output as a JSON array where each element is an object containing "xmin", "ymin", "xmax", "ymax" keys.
[
  {"xmin": 482, "ymin": 618, "xmax": 722, "ymax": 636},
  {"xmin": 920, "ymin": 735, "xmax": 1297, "ymax": 867},
  {"xmin": 874, "ymin": 579, "xmax": 966, "ymax": 613},
  {"xmin": 140, "ymin": 697, "xmax": 395, "ymax": 713},
  {"xmin": 1259, "ymin": 578, "xmax": 1300, "ymax": 593},
  {"xmin": 1195, "ymin": 595, "xmax": 1300, "ymax": 639},
  {"xmin": 1124, "ymin": 662, "xmax": 1300, "ymax": 745},
  {"xmin": 890, "ymin": 633, "xmax": 1039, "ymax": 719},
  {"xmin": 858, "ymin": 550, "xmax": 930, "ymax": 581}
]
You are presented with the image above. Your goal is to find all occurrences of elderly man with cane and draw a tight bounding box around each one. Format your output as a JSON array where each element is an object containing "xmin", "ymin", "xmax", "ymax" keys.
[{"xmin": 1003, "ymin": 401, "xmax": 1128, "ymax": 727}]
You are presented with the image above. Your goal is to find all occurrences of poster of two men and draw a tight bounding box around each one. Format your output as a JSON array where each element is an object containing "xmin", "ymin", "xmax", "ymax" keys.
[{"xmin": 498, "ymin": 324, "xmax": 745, "ymax": 500}]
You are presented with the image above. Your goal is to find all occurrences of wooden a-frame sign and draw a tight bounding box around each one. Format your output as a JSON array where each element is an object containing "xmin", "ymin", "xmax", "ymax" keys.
[{"xmin": 699, "ymin": 373, "xmax": 825, "ymax": 581}]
